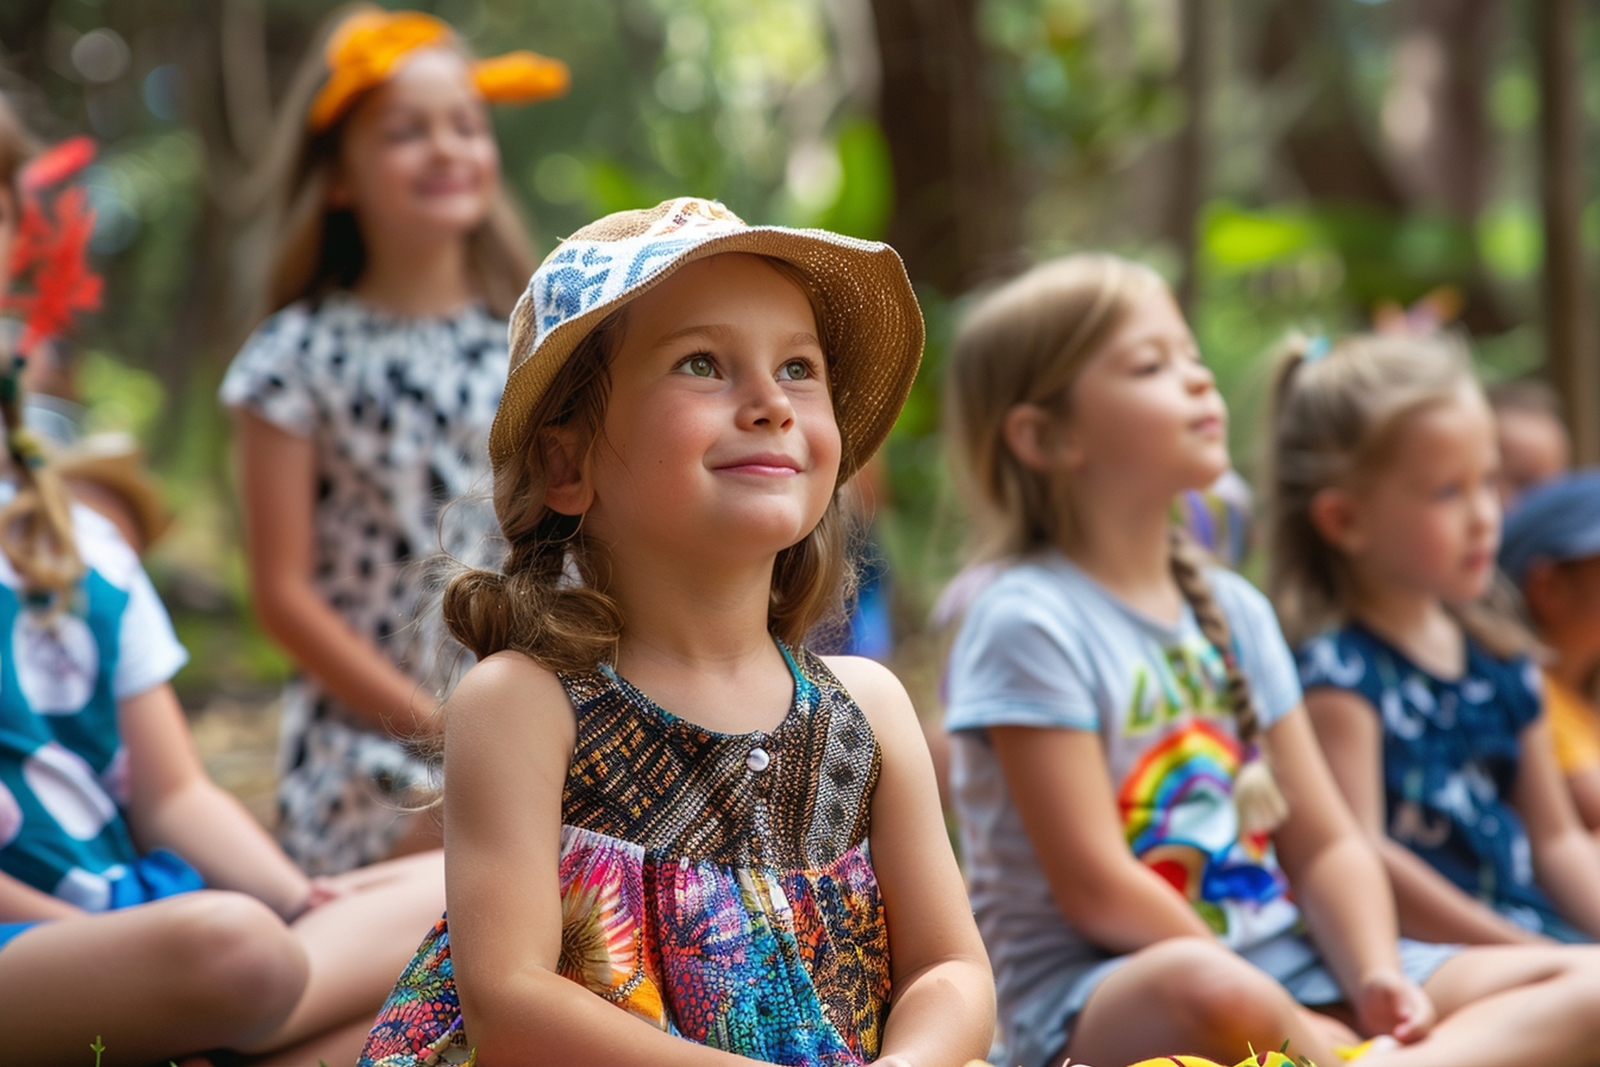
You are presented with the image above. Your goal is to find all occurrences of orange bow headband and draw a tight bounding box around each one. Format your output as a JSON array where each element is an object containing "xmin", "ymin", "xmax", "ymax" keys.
[{"xmin": 307, "ymin": 10, "xmax": 570, "ymax": 132}]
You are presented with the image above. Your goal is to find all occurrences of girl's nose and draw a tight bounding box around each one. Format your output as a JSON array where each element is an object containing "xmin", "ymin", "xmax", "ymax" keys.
[
  {"xmin": 1184, "ymin": 356, "xmax": 1216, "ymax": 393},
  {"xmin": 740, "ymin": 373, "xmax": 796, "ymax": 431}
]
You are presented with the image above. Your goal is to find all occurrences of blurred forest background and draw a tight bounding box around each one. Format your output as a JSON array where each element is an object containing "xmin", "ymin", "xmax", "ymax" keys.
[{"xmin": 1, "ymin": 0, "xmax": 1598, "ymax": 800}]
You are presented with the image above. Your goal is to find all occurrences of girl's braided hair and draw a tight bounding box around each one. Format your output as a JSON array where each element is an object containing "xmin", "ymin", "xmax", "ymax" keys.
[
  {"xmin": 0, "ymin": 94, "xmax": 83, "ymax": 607},
  {"xmin": 946, "ymin": 253, "xmax": 1287, "ymax": 833}
]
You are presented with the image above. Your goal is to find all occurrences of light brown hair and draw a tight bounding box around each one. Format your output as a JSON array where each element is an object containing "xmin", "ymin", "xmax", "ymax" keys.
[
  {"xmin": 1266, "ymin": 331, "xmax": 1534, "ymax": 656},
  {"xmin": 947, "ymin": 253, "xmax": 1286, "ymax": 832},
  {"xmin": 253, "ymin": 4, "xmax": 535, "ymax": 320},
  {"xmin": 442, "ymin": 256, "xmax": 857, "ymax": 671},
  {"xmin": 0, "ymin": 93, "xmax": 83, "ymax": 605}
]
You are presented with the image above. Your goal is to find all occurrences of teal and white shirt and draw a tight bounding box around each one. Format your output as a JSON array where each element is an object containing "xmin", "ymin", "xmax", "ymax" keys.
[{"xmin": 0, "ymin": 497, "xmax": 189, "ymax": 910}]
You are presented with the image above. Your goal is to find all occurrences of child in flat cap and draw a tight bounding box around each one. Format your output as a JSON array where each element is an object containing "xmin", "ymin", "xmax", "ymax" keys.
[
  {"xmin": 1503, "ymin": 470, "xmax": 1600, "ymax": 834},
  {"xmin": 359, "ymin": 198, "xmax": 994, "ymax": 1067}
]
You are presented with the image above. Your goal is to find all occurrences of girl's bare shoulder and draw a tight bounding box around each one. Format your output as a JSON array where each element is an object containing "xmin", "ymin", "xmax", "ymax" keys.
[
  {"xmin": 819, "ymin": 654, "xmax": 918, "ymax": 739},
  {"xmin": 448, "ymin": 650, "xmax": 578, "ymax": 750}
]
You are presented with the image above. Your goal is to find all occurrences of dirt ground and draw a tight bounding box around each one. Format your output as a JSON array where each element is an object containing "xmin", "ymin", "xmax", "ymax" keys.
[{"xmin": 188, "ymin": 695, "xmax": 281, "ymax": 829}]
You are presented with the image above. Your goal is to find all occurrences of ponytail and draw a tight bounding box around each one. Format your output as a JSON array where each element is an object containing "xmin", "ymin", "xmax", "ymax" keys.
[
  {"xmin": 1169, "ymin": 526, "xmax": 1288, "ymax": 835},
  {"xmin": 0, "ymin": 360, "xmax": 83, "ymax": 608}
]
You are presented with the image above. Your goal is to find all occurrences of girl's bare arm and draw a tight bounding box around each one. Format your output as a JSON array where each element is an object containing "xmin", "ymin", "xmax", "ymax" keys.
[
  {"xmin": 988, "ymin": 726, "xmax": 1214, "ymax": 952},
  {"xmin": 1306, "ymin": 687, "xmax": 1542, "ymax": 945},
  {"xmin": 233, "ymin": 409, "xmax": 436, "ymax": 737},
  {"xmin": 120, "ymin": 681, "xmax": 312, "ymax": 920},
  {"xmin": 0, "ymin": 869, "xmax": 82, "ymax": 922},
  {"xmin": 1263, "ymin": 707, "xmax": 1418, "ymax": 1020},
  {"xmin": 1566, "ymin": 767, "xmax": 1600, "ymax": 833},
  {"xmin": 444, "ymin": 653, "xmax": 753, "ymax": 1067},
  {"xmin": 1513, "ymin": 717, "xmax": 1600, "ymax": 937},
  {"xmin": 827, "ymin": 656, "xmax": 995, "ymax": 1067}
]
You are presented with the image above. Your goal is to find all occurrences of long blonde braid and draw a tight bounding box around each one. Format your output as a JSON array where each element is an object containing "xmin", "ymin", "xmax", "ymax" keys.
[{"xmin": 1169, "ymin": 526, "xmax": 1288, "ymax": 834}]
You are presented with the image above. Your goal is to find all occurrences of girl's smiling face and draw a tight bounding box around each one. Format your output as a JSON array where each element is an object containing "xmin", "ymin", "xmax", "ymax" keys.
[
  {"xmin": 574, "ymin": 253, "xmax": 841, "ymax": 564},
  {"xmin": 332, "ymin": 47, "xmax": 499, "ymax": 240}
]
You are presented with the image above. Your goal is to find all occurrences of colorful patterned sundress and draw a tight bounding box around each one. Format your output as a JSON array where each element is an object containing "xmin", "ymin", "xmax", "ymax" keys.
[{"xmin": 358, "ymin": 644, "xmax": 891, "ymax": 1066}]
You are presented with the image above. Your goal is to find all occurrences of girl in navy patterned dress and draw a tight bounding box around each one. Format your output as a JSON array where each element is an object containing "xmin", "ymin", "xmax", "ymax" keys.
[
  {"xmin": 1267, "ymin": 333, "xmax": 1600, "ymax": 999},
  {"xmin": 356, "ymin": 197, "xmax": 994, "ymax": 1067},
  {"xmin": 222, "ymin": 8, "xmax": 568, "ymax": 874},
  {"xmin": 0, "ymin": 90, "xmax": 444, "ymax": 1067}
]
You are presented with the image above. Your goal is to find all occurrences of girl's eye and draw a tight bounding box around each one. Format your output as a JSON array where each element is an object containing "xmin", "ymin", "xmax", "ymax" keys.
[
  {"xmin": 684, "ymin": 355, "xmax": 716, "ymax": 378},
  {"xmin": 778, "ymin": 359, "xmax": 813, "ymax": 381}
]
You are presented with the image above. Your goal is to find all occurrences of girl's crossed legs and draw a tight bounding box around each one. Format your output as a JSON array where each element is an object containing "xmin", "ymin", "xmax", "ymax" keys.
[
  {"xmin": 1064, "ymin": 937, "xmax": 1600, "ymax": 1067},
  {"xmin": 0, "ymin": 850, "xmax": 441, "ymax": 1067}
]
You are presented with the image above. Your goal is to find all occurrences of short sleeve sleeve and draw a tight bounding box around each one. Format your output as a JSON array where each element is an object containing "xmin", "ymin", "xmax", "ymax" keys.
[
  {"xmin": 944, "ymin": 580, "xmax": 1100, "ymax": 733},
  {"xmin": 218, "ymin": 305, "xmax": 317, "ymax": 438},
  {"xmin": 1506, "ymin": 657, "xmax": 1544, "ymax": 734},
  {"xmin": 114, "ymin": 565, "xmax": 189, "ymax": 699},
  {"xmin": 1213, "ymin": 571, "xmax": 1302, "ymax": 729}
]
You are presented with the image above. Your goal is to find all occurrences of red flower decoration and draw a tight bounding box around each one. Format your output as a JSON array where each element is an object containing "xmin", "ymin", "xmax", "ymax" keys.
[{"xmin": 5, "ymin": 137, "xmax": 103, "ymax": 356}]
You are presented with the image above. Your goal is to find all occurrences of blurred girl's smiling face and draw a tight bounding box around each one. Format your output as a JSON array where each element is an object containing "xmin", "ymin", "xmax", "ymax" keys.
[
  {"xmin": 580, "ymin": 253, "xmax": 840, "ymax": 563},
  {"xmin": 1328, "ymin": 387, "xmax": 1502, "ymax": 605},
  {"xmin": 332, "ymin": 48, "xmax": 499, "ymax": 240},
  {"xmin": 1063, "ymin": 284, "xmax": 1229, "ymax": 494}
]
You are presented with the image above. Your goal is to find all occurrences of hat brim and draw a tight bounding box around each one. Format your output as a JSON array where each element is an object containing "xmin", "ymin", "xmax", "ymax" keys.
[
  {"xmin": 53, "ymin": 450, "xmax": 172, "ymax": 547},
  {"xmin": 489, "ymin": 227, "xmax": 925, "ymax": 487}
]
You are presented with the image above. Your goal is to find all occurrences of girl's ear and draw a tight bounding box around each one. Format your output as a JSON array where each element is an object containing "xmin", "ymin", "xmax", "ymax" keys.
[
  {"xmin": 1308, "ymin": 486, "xmax": 1364, "ymax": 554},
  {"xmin": 1003, "ymin": 403, "xmax": 1082, "ymax": 473},
  {"xmin": 541, "ymin": 427, "xmax": 594, "ymax": 516}
]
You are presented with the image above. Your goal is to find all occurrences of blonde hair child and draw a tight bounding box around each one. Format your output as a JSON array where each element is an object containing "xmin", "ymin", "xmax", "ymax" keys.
[
  {"xmin": 941, "ymin": 254, "xmax": 1600, "ymax": 1067},
  {"xmin": 0, "ymin": 88, "xmax": 444, "ymax": 1067},
  {"xmin": 220, "ymin": 7, "xmax": 566, "ymax": 874},
  {"xmin": 1273, "ymin": 336, "xmax": 1600, "ymax": 944},
  {"xmin": 355, "ymin": 197, "xmax": 994, "ymax": 1067}
]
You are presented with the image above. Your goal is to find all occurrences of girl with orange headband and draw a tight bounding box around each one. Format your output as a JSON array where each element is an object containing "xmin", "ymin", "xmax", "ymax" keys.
[{"xmin": 221, "ymin": 6, "xmax": 568, "ymax": 876}]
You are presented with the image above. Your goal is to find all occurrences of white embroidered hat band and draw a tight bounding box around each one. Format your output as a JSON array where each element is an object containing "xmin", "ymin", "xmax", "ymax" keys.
[{"xmin": 491, "ymin": 197, "xmax": 925, "ymax": 487}]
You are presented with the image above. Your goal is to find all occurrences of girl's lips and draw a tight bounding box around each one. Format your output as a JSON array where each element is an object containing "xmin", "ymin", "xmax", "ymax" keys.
[{"xmin": 714, "ymin": 455, "xmax": 803, "ymax": 476}]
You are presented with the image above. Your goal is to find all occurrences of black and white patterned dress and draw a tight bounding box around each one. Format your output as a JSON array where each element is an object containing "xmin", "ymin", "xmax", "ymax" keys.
[{"xmin": 221, "ymin": 292, "xmax": 506, "ymax": 874}]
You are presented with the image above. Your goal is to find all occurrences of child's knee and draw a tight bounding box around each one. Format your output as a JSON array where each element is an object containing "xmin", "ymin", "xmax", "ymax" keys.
[
  {"xmin": 1137, "ymin": 939, "xmax": 1285, "ymax": 1039},
  {"xmin": 161, "ymin": 892, "xmax": 308, "ymax": 1030}
]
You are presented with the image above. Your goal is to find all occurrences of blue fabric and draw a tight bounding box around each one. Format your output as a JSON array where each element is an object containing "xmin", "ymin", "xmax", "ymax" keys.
[
  {"xmin": 1500, "ymin": 469, "xmax": 1600, "ymax": 584},
  {"xmin": 0, "ymin": 921, "xmax": 35, "ymax": 952},
  {"xmin": 1296, "ymin": 623, "xmax": 1576, "ymax": 939}
]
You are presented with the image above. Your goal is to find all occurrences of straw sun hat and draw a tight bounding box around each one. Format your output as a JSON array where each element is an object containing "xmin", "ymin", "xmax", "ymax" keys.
[{"xmin": 490, "ymin": 197, "xmax": 925, "ymax": 486}]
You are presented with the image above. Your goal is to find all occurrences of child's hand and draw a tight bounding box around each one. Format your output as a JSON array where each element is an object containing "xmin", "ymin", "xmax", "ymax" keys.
[
  {"xmin": 286, "ymin": 876, "xmax": 346, "ymax": 922},
  {"xmin": 1354, "ymin": 968, "xmax": 1435, "ymax": 1043}
]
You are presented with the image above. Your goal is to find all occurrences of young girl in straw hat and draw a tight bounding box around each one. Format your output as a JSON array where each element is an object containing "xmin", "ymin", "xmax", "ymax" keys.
[
  {"xmin": 940, "ymin": 255, "xmax": 1600, "ymax": 1067},
  {"xmin": 0, "ymin": 91, "xmax": 444, "ymax": 1067},
  {"xmin": 357, "ymin": 197, "xmax": 994, "ymax": 1067},
  {"xmin": 221, "ymin": 6, "xmax": 567, "ymax": 875}
]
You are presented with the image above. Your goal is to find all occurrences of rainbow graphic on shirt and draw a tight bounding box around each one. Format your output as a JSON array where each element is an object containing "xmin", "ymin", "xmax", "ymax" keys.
[{"xmin": 1117, "ymin": 720, "xmax": 1289, "ymax": 937}]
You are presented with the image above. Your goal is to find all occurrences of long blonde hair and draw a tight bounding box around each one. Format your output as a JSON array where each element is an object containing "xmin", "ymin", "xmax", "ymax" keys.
[
  {"xmin": 1266, "ymin": 332, "xmax": 1533, "ymax": 657},
  {"xmin": 946, "ymin": 253, "xmax": 1287, "ymax": 833},
  {"xmin": 253, "ymin": 5, "xmax": 535, "ymax": 320},
  {"xmin": 442, "ymin": 257, "xmax": 857, "ymax": 671},
  {"xmin": 0, "ymin": 94, "xmax": 83, "ymax": 606}
]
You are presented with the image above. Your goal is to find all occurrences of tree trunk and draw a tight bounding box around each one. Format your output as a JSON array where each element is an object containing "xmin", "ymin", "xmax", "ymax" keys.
[
  {"xmin": 1169, "ymin": 0, "xmax": 1216, "ymax": 312},
  {"xmin": 1536, "ymin": 0, "xmax": 1599, "ymax": 462},
  {"xmin": 869, "ymin": 0, "xmax": 1017, "ymax": 293}
]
